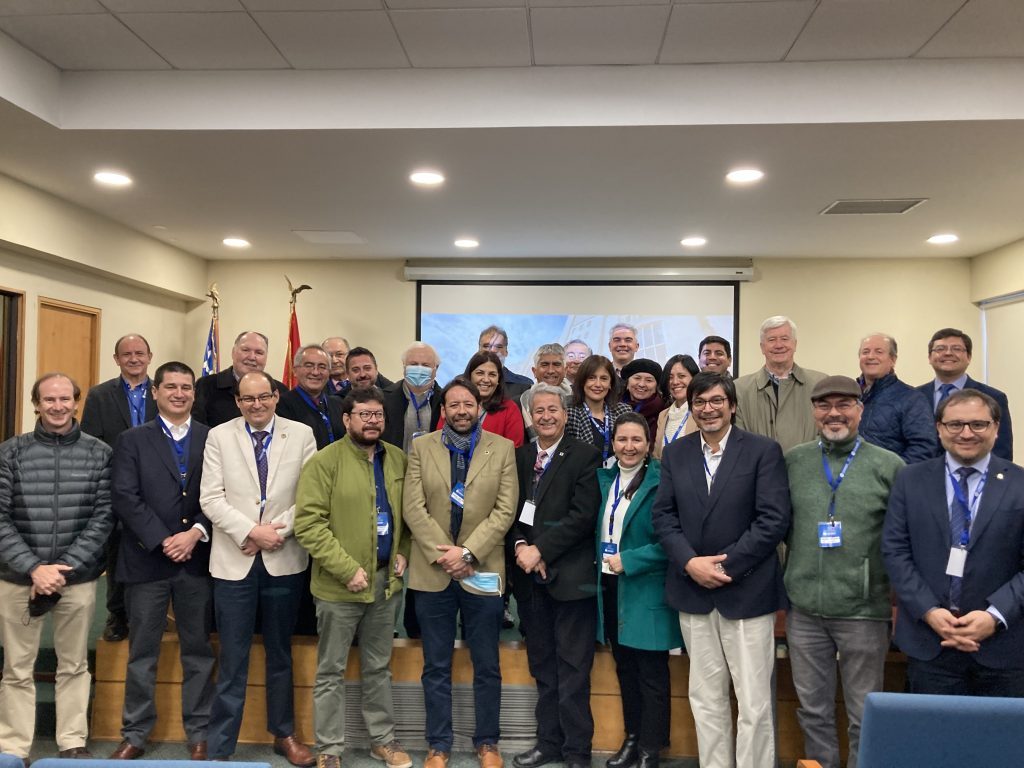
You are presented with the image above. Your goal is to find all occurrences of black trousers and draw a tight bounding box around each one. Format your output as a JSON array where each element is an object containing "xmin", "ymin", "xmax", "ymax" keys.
[
  {"xmin": 601, "ymin": 574, "xmax": 671, "ymax": 753},
  {"xmin": 520, "ymin": 582, "xmax": 596, "ymax": 761}
]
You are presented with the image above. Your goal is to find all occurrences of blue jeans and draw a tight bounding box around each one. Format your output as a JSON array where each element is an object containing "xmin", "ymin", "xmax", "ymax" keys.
[
  {"xmin": 208, "ymin": 556, "xmax": 304, "ymax": 758},
  {"xmin": 414, "ymin": 583, "xmax": 503, "ymax": 752}
]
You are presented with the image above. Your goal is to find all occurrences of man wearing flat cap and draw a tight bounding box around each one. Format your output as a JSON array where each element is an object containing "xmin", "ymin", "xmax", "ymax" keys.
[{"xmin": 783, "ymin": 375, "xmax": 904, "ymax": 768}]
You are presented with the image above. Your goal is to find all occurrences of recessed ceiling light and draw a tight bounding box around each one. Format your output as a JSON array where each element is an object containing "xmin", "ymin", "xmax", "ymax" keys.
[
  {"xmin": 410, "ymin": 169, "xmax": 445, "ymax": 186},
  {"xmin": 454, "ymin": 238, "xmax": 479, "ymax": 249},
  {"xmin": 927, "ymin": 233, "xmax": 959, "ymax": 245},
  {"xmin": 680, "ymin": 236, "xmax": 707, "ymax": 248},
  {"xmin": 94, "ymin": 170, "xmax": 132, "ymax": 187},
  {"xmin": 726, "ymin": 168, "xmax": 764, "ymax": 184},
  {"xmin": 223, "ymin": 237, "xmax": 250, "ymax": 248}
]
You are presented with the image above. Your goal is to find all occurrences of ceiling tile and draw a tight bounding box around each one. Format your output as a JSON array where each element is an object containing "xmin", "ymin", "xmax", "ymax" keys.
[
  {"xmin": 918, "ymin": 0, "xmax": 1024, "ymax": 58},
  {"xmin": 531, "ymin": 5, "xmax": 670, "ymax": 65},
  {"xmin": 0, "ymin": 13, "xmax": 170, "ymax": 69},
  {"xmin": 390, "ymin": 8, "xmax": 530, "ymax": 66},
  {"xmin": 245, "ymin": 0, "xmax": 381, "ymax": 9},
  {"xmin": 386, "ymin": 0, "xmax": 523, "ymax": 9},
  {"xmin": 0, "ymin": 0, "xmax": 104, "ymax": 13},
  {"xmin": 103, "ymin": 0, "xmax": 243, "ymax": 10},
  {"xmin": 660, "ymin": 0, "xmax": 814, "ymax": 63},
  {"xmin": 788, "ymin": 0, "xmax": 963, "ymax": 61},
  {"xmin": 118, "ymin": 11, "xmax": 288, "ymax": 68},
  {"xmin": 254, "ymin": 10, "xmax": 407, "ymax": 68}
]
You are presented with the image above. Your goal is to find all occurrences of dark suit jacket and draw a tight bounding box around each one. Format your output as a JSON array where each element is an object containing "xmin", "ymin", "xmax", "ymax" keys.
[
  {"xmin": 651, "ymin": 427, "xmax": 791, "ymax": 619},
  {"xmin": 111, "ymin": 419, "xmax": 211, "ymax": 583},
  {"xmin": 80, "ymin": 376, "xmax": 157, "ymax": 447},
  {"xmin": 512, "ymin": 436, "xmax": 602, "ymax": 602},
  {"xmin": 382, "ymin": 380, "xmax": 442, "ymax": 449},
  {"xmin": 883, "ymin": 455, "xmax": 1024, "ymax": 669},
  {"xmin": 916, "ymin": 378, "xmax": 1014, "ymax": 461},
  {"xmin": 191, "ymin": 368, "xmax": 286, "ymax": 428},
  {"xmin": 276, "ymin": 387, "xmax": 346, "ymax": 450}
]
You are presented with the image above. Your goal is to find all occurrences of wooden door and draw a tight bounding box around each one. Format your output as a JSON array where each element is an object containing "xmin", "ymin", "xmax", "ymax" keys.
[{"xmin": 37, "ymin": 298, "xmax": 101, "ymax": 401}]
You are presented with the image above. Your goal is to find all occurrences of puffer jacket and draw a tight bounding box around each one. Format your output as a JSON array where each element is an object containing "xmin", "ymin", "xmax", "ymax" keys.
[
  {"xmin": 0, "ymin": 420, "xmax": 114, "ymax": 585},
  {"xmin": 858, "ymin": 372, "xmax": 940, "ymax": 464}
]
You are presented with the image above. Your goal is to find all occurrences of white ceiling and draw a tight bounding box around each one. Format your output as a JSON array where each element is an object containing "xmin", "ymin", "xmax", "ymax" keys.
[{"xmin": 0, "ymin": 0, "xmax": 1022, "ymax": 263}]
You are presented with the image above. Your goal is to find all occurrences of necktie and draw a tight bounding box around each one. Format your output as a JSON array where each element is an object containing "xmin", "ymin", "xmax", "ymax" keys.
[
  {"xmin": 532, "ymin": 450, "xmax": 548, "ymax": 498},
  {"xmin": 251, "ymin": 430, "xmax": 269, "ymax": 513},
  {"xmin": 937, "ymin": 382, "xmax": 956, "ymax": 410},
  {"xmin": 949, "ymin": 466, "xmax": 975, "ymax": 611}
]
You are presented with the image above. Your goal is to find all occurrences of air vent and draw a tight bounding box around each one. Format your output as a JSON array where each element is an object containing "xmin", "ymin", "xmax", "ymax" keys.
[
  {"xmin": 292, "ymin": 230, "xmax": 366, "ymax": 244},
  {"xmin": 821, "ymin": 198, "xmax": 927, "ymax": 215}
]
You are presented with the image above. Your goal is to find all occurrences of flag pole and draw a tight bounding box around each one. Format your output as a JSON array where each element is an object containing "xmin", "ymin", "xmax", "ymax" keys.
[{"xmin": 283, "ymin": 276, "xmax": 311, "ymax": 388}]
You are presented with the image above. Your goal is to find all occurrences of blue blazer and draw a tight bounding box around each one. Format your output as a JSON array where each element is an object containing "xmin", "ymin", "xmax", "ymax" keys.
[
  {"xmin": 916, "ymin": 378, "xmax": 1013, "ymax": 461},
  {"xmin": 883, "ymin": 455, "xmax": 1024, "ymax": 669},
  {"xmin": 80, "ymin": 376, "xmax": 157, "ymax": 447},
  {"xmin": 111, "ymin": 419, "xmax": 211, "ymax": 583},
  {"xmin": 651, "ymin": 427, "xmax": 791, "ymax": 619}
]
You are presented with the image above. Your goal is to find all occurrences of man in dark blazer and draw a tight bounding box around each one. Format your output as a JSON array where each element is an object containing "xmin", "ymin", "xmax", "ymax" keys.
[
  {"xmin": 651, "ymin": 371, "xmax": 790, "ymax": 768},
  {"xmin": 917, "ymin": 327, "xmax": 1013, "ymax": 461},
  {"xmin": 510, "ymin": 383, "xmax": 602, "ymax": 768},
  {"xmin": 381, "ymin": 342, "xmax": 443, "ymax": 452},
  {"xmin": 276, "ymin": 344, "xmax": 345, "ymax": 451},
  {"xmin": 192, "ymin": 330, "xmax": 285, "ymax": 428},
  {"xmin": 883, "ymin": 388, "xmax": 1024, "ymax": 696},
  {"xmin": 108, "ymin": 361, "xmax": 215, "ymax": 760},
  {"xmin": 81, "ymin": 333, "xmax": 158, "ymax": 642}
]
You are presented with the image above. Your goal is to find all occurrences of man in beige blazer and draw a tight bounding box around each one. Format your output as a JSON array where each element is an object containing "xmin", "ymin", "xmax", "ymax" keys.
[
  {"xmin": 404, "ymin": 376, "xmax": 518, "ymax": 768},
  {"xmin": 200, "ymin": 371, "xmax": 317, "ymax": 766}
]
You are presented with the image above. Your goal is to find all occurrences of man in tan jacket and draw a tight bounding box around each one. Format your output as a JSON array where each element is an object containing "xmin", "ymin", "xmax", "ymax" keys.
[{"xmin": 404, "ymin": 376, "xmax": 518, "ymax": 768}]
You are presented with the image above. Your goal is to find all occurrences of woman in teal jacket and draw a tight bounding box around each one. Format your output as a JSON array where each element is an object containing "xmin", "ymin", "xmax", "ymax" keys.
[{"xmin": 596, "ymin": 412, "xmax": 682, "ymax": 768}]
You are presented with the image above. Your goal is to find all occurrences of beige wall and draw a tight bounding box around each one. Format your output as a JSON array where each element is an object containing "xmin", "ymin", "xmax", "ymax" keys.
[{"xmin": 971, "ymin": 236, "xmax": 1024, "ymax": 304}]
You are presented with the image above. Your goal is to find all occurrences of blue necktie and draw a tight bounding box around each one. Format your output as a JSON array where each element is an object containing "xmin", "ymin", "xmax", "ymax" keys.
[
  {"xmin": 949, "ymin": 466, "xmax": 975, "ymax": 612},
  {"xmin": 937, "ymin": 382, "xmax": 956, "ymax": 411},
  {"xmin": 251, "ymin": 430, "xmax": 269, "ymax": 514}
]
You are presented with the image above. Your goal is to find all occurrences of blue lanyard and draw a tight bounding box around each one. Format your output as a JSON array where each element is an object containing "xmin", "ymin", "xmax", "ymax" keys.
[
  {"xmin": 607, "ymin": 472, "xmax": 628, "ymax": 539},
  {"xmin": 159, "ymin": 420, "xmax": 189, "ymax": 493},
  {"xmin": 409, "ymin": 389, "xmax": 430, "ymax": 430},
  {"xmin": 296, "ymin": 388, "xmax": 334, "ymax": 443},
  {"xmin": 819, "ymin": 437, "xmax": 861, "ymax": 522},
  {"xmin": 122, "ymin": 378, "xmax": 148, "ymax": 427},
  {"xmin": 664, "ymin": 410, "xmax": 690, "ymax": 447},
  {"xmin": 588, "ymin": 404, "xmax": 611, "ymax": 460},
  {"xmin": 947, "ymin": 465, "xmax": 988, "ymax": 547}
]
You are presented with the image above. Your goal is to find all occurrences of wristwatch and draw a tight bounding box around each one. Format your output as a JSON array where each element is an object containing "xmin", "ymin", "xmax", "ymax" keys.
[{"xmin": 461, "ymin": 547, "xmax": 476, "ymax": 564}]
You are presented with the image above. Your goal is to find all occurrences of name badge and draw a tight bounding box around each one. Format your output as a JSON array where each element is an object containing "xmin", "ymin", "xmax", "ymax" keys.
[
  {"xmin": 376, "ymin": 509, "xmax": 389, "ymax": 537},
  {"xmin": 601, "ymin": 541, "xmax": 618, "ymax": 558},
  {"xmin": 450, "ymin": 482, "xmax": 466, "ymax": 508},
  {"xmin": 818, "ymin": 521, "xmax": 842, "ymax": 548},
  {"xmin": 519, "ymin": 500, "xmax": 536, "ymax": 526},
  {"xmin": 946, "ymin": 546, "xmax": 967, "ymax": 578}
]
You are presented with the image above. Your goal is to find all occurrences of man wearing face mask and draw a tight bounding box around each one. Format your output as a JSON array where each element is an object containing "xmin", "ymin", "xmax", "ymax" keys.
[
  {"xmin": 383, "ymin": 342, "xmax": 444, "ymax": 452},
  {"xmin": 403, "ymin": 376, "xmax": 518, "ymax": 768}
]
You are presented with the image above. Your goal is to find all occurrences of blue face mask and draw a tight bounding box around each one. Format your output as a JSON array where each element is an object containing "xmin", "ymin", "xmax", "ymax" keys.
[
  {"xmin": 462, "ymin": 571, "xmax": 502, "ymax": 595},
  {"xmin": 405, "ymin": 364, "xmax": 434, "ymax": 388}
]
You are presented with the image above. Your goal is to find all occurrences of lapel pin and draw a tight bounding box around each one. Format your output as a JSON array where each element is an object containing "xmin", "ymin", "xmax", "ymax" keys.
[
  {"xmin": 558, "ymin": 451, "xmax": 565, "ymax": 457},
  {"xmin": 997, "ymin": 473, "xmax": 1004, "ymax": 480}
]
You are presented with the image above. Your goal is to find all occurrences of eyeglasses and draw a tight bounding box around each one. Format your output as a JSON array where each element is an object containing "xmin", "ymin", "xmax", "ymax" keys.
[
  {"xmin": 238, "ymin": 393, "xmax": 274, "ymax": 405},
  {"xmin": 940, "ymin": 420, "xmax": 993, "ymax": 434},
  {"xmin": 692, "ymin": 396, "xmax": 728, "ymax": 410},
  {"xmin": 300, "ymin": 362, "xmax": 329, "ymax": 372},
  {"xmin": 813, "ymin": 400, "xmax": 859, "ymax": 413},
  {"xmin": 931, "ymin": 345, "xmax": 967, "ymax": 355},
  {"xmin": 354, "ymin": 410, "xmax": 385, "ymax": 422}
]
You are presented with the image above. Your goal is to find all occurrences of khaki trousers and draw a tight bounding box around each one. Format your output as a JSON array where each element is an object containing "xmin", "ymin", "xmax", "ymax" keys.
[{"xmin": 0, "ymin": 580, "xmax": 97, "ymax": 758}]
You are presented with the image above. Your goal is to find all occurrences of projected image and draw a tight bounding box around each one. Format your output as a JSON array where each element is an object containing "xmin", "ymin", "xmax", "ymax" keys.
[{"xmin": 422, "ymin": 311, "xmax": 734, "ymax": 386}]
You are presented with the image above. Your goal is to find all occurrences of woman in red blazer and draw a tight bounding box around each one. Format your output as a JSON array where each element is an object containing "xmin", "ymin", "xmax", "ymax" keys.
[{"xmin": 437, "ymin": 350, "xmax": 525, "ymax": 448}]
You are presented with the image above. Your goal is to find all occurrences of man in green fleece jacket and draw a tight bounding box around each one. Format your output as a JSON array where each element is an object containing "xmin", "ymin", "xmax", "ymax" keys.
[
  {"xmin": 295, "ymin": 386, "xmax": 412, "ymax": 768},
  {"xmin": 784, "ymin": 375, "xmax": 905, "ymax": 768}
]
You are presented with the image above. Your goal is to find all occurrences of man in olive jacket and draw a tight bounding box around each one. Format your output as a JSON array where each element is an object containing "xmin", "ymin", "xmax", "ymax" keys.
[
  {"xmin": 784, "ymin": 375, "xmax": 904, "ymax": 768},
  {"xmin": 294, "ymin": 386, "xmax": 412, "ymax": 768}
]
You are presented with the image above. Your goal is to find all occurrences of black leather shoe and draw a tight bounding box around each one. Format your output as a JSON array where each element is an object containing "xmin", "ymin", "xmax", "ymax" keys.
[
  {"xmin": 102, "ymin": 614, "xmax": 129, "ymax": 642},
  {"xmin": 636, "ymin": 751, "xmax": 658, "ymax": 768},
  {"xmin": 606, "ymin": 736, "xmax": 638, "ymax": 768},
  {"xmin": 512, "ymin": 747, "xmax": 559, "ymax": 768},
  {"xmin": 565, "ymin": 760, "xmax": 591, "ymax": 768}
]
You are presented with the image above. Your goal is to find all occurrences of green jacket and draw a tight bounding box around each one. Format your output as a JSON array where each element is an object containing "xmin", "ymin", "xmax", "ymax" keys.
[
  {"xmin": 295, "ymin": 435, "xmax": 410, "ymax": 603},
  {"xmin": 595, "ymin": 459, "xmax": 683, "ymax": 651},
  {"xmin": 784, "ymin": 434, "xmax": 905, "ymax": 620},
  {"xmin": 735, "ymin": 363, "xmax": 828, "ymax": 453}
]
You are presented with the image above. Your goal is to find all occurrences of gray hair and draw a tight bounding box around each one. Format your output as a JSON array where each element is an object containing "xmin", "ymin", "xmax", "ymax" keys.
[
  {"xmin": 321, "ymin": 335, "xmax": 350, "ymax": 349},
  {"xmin": 533, "ymin": 343, "xmax": 566, "ymax": 366},
  {"xmin": 401, "ymin": 341, "xmax": 440, "ymax": 367},
  {"xmin": 565, "ymin": 338, "xmax": 592, "ymax": 355},
  {"xmin": 860, "ymin": 332, "xmax": 898, "ymax": 357},
  {"xmin": 609, "ymin": 323, "xmax": 638, "ymax": 339},
  {"xmin": 525, "ymin": 382, "xmax": 568, "ymax": 412},
  {"xmin": 759, "ymin": 316, "xmax": 796, "ymax": 341},
  {"xmin": 233, "ymin": 330, "xmax": 270, "ymax": 348},
  {"xmin": 292, "ymin": 344, "xmax": 328, "ymax": 367}
]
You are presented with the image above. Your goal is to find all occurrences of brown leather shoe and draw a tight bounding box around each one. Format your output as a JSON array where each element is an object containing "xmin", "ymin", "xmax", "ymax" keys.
[
  {"xmin": 274, "ymin": 735, "xmax": 316, "ymax": 768},
  {"xmin": 109, "ymin": 741, "xmax": 145, "ymax": 760},
  {"xmin": 58, "ymin": 747, "xmax": 93, "ymax": 759},
  {"xmin": 477, "ymin": 744, "xmax": 503, "ymax": 768},
  {"xmin": 188, "ymin": 741, "xmax": 208, "ymax": 761},
  {"xmin": 424, "ymin": 748, "xmax": 450, "ymax": 768}
]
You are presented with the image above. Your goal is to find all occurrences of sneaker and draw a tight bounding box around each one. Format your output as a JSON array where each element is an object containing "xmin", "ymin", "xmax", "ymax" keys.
[
  {"xmin": 478, "ymin": 744, "xmax": 504, "ymax": 768},
  {"xmin": 370, "ymin": 742, "xmax": 412, "ymax": 768},
  {"xmin": 317, "ymin": 755, "xmax": 341, "ymax": 768}
]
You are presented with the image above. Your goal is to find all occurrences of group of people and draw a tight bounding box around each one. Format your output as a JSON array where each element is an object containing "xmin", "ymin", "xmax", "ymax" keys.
[{"xmin": 0, "ymin": 314, "xmax": 1021, "ymax": 768}]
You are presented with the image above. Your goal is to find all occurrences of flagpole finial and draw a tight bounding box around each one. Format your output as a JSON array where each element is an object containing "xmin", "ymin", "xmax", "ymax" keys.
[{"xmin": 284, "ymin": 275, "xmax": 312, "ymax": 307}]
